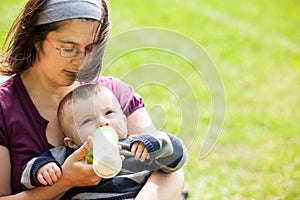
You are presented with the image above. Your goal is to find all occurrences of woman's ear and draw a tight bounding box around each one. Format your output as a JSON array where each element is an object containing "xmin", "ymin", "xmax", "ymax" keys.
[
  {"xmin": 34, "ymin": 37, "xmax": 45, "ymax": 52},
  {"xmin": 34, "ymin": 40, "xmax": 41, "ymax": 51},
  {"xmin": 64, "ymin": 137, "xmax": 79, "ymax": 149}
]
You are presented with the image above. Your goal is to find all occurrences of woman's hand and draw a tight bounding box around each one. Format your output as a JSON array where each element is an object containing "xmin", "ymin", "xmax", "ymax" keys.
[{"xmin": 60, "ymin": 136, "xmax": 101, "ymax": 188}]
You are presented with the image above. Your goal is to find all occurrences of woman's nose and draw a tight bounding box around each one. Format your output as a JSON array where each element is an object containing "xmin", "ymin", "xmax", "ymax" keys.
[
  {"xmin": 97, "ymin": 122, "xmax": 109, "ymax": 127},
  {"xmin": 70, "ymin": 55, "xmax": 86, "ymax": 67}
]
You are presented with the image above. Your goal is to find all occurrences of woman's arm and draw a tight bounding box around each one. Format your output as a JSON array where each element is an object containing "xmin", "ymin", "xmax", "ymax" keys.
[
  {"xmin": 127, "ymin": 108, "xmax": 185, "ymax": 200},
  {"xmin": 0, "ymin": 137, "xmax": 101, "ymax": 200},
  {"xmin": 0, "ymin": 146, "xmax": 12, "ymax": 197},
  {"xmin": 135, "ymin": 169, "xmax": 185, "ymax": 200},
  {"xmin": 126, "ymin": 107, "xmax": 157, "ymax": 136}
]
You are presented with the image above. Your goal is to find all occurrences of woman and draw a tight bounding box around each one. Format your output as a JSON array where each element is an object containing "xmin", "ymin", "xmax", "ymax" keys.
[{"xmin": 0, "ymin": 0, "xmax": 184, "ymax": 199}]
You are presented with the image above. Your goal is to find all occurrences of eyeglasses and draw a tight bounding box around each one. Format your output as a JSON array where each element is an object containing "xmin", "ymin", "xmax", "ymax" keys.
[{"xmin": 45, "ymin": 38, "xmax": 90, "ymax": 58}]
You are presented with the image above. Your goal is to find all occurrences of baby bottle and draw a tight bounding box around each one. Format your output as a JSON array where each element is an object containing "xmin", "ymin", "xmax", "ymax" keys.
[{"xmin": 92, "ymin": 126, "xmax": 122, "ymax": 178}]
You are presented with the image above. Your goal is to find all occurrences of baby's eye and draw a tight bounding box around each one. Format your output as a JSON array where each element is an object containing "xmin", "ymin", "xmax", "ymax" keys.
[
  {"xmin": 81, "ymin": 118, "xmax": 94, "ymax": 126},
  {"xmin": 105, "ymin": 110, "xmax": 114, "ymax": 116}
]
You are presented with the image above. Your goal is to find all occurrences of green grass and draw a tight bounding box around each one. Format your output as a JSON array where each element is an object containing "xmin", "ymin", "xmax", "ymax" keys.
[{"xmin": 1, "ymin": 0, "xmax": 300, "ymax": 199}]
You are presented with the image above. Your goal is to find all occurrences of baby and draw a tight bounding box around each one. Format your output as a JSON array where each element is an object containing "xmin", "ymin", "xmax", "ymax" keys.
[{"xmin": 21, "ymin": 84, "xmax": 187, "ymax": 199}]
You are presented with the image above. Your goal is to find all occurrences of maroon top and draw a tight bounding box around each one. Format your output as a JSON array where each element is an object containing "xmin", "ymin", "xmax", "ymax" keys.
[{"xmin": 0, "ymin": 75, "xmax": 144, "ymax": 194}]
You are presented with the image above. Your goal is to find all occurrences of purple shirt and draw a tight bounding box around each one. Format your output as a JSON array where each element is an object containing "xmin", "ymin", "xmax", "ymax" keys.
[{"xmin": 0, "ymin": 75, "xmax": 144, "ymax": 194}]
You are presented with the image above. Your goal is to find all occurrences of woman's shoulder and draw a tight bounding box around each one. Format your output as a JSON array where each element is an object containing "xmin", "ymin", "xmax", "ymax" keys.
[
  {"xmin": 88, "ymin": 76, "xmax": 144, "ymax": 117},
  {"xmin": 0, "ymin": 76, "xmax": 10, "ymax": 85},
  {"xmin": 82, "ymin": 75, "xmax": 119, "ymax": 87},
  {"xmin": 90, "ymin": 76, "xmax": 134, "ymax": 96},
  {"xmin": 0, "ymin": 75, "xmax": 28, "ymax": 113},
  {"xmin": 97, "ymin": 75, "xmax": 124, "ymax": 87},
  {"xmin": 0, "ymin": 76, "xmax": 17, "ymax": 99}
]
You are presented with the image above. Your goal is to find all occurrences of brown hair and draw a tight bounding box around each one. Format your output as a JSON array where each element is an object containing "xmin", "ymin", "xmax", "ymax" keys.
[{"xmin": 0, "ymin": 0, "xmax": 110, "ymax": 82}]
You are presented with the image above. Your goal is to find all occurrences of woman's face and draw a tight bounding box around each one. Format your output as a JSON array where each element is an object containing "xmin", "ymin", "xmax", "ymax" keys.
[
  {"xmin": 62, "ymin": 88, "xmax": 128, "ymax": 147},
  {"xmin": 35, "ymin": 19, "xmax": 100, "ymax": 86}
]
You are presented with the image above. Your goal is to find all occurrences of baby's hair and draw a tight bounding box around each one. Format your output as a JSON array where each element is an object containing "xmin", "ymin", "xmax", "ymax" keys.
[{"xmin": 57, "ymin": 84, "xmax": 102, "ymax": 130}]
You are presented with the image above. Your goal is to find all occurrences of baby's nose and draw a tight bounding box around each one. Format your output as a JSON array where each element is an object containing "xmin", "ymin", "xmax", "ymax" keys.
[{"xmin": 97, "ymin": 122, "xmax": 109, "ymax": 127}]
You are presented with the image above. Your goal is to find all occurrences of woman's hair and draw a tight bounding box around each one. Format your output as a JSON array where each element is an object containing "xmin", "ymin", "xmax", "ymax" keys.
[{"xmin": 0, "ymin": 0, "xmax": 110, "ymax": 82}]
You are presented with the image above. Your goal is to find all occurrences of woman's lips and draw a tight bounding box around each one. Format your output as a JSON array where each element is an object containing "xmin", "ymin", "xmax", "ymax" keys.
[{"xmin": 64, "ymin": 70, "xmax": 78, "ymax": 79}]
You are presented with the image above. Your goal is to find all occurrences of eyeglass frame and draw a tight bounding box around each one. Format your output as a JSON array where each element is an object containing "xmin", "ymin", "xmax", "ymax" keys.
[{"xmin": 45, "ymin": 38, "xmax": 96, "ymax": 58}]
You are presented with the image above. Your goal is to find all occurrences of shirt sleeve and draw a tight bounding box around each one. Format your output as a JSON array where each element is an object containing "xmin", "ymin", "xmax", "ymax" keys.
[{"xmin": 126, "ymin": 132, "xmax": 187, "ymax": 173}]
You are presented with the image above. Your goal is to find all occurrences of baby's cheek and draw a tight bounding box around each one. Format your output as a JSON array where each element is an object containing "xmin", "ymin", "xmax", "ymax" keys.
[
  {"xmin": 112, "ymin": 119, "xmax": 127, "ymax": 139},
  {"xmin": 114, "ymin": 125, "xmax": 127, "ymax": 139},
  {"xmin": 77, "ymin": 133, "xmax": 89, "ymax": 146}
]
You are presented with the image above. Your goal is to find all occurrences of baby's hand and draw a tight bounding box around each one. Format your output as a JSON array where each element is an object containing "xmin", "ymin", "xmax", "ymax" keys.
[
  {"xmin": 131, "ymin": 142, "xmax": 150, "ymax": 162},
  {"xmin": 37, "ymin": 162, "xmax": 62, "ymax": 186}
]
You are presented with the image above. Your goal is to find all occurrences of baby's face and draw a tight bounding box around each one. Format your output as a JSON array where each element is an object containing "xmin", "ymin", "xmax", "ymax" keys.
[{"xmin": 62, "ymin": 88, "xmax": 128, "ymax": 147}]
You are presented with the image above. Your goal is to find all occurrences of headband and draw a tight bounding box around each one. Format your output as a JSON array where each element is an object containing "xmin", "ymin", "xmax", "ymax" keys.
[{"xmin": 36, "ymin": 0, "xmax": 102, "ymax": 25}]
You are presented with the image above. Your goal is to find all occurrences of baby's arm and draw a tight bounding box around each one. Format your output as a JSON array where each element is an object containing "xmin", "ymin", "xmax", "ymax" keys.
[
  {"xmin": 21, "ymin": 146, "xmax": 71, "ymax": 189},
  {"xmin": 127, "ymin": 132, "xmax": 187, "ymax": 172},
  {"xmin": 37, "ymin": 162, "xmax": 62, "ymax": 186}
]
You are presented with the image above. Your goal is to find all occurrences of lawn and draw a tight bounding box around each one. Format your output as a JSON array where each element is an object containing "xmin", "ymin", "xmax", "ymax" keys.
[{"xmin": 1, "ymin": 0, "xmax": 300, "ymax": 199}]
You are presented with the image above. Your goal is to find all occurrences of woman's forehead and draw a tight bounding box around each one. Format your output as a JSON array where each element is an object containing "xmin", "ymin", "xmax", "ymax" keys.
[{"xmin": 48, "ymin": 19, "xmax": 101, "ymax": 44}]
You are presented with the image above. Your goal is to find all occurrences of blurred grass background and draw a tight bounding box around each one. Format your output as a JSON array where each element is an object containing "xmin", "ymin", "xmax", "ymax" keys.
[{"xmin": 1, "ymin": 0, "xmax": 299, "ymax": 199}]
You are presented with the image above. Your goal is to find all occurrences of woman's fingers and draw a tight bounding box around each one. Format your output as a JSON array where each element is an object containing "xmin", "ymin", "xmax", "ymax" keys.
[
  {"xmin": 62, "ymin": 137, "xmax": 102, "ymax": 187},
  {"xmin": 72, "ymin": 136, "xmax": 93, "ymax": 161}
]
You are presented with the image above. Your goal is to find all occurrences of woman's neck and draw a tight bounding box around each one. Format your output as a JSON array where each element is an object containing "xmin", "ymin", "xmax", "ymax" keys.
[{"xmin": 21, "ymin": 68, "xmax": 75, "ymax": 105}]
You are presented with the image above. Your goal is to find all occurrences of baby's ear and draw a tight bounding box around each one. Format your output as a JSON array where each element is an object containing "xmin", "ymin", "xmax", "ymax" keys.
[{"xmin": 64, "ymin": 137, "xmax": 78, "ymax": 149}]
